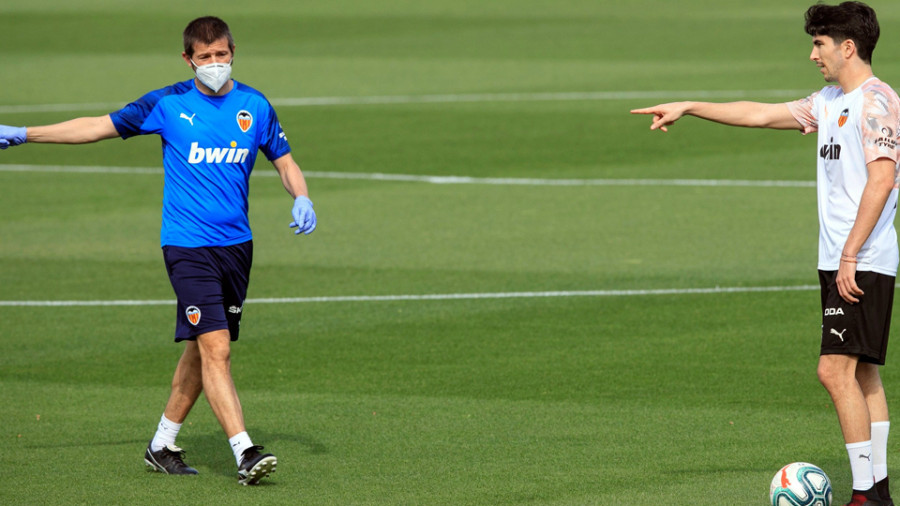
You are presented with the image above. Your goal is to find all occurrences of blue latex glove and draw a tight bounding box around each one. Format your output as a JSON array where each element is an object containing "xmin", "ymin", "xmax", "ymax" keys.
[
  {"xmin": 289, "ymin": 195, "xmax": 316, "ymax": 235},
  {"xmin": 0, "ymin": 125, "xmax": 27, "ymax": 149}
]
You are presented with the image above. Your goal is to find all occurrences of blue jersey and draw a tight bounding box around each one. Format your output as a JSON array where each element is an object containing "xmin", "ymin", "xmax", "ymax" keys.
[{"xmin": 110, "ymin": 79, "xmax": 291, "ymax": 247}]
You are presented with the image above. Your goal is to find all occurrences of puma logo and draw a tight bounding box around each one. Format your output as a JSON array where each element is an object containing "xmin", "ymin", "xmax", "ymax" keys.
[
  {"xmin": 859, "ymin": 453, "xmax": 871, "ymax": 461},
  {"xmin": 830, "ymin": 328, "xmax": 847, "ymax": 342},
  {"xmin": 180, "ymin": 112, "xmax": 196, "ymax": 126}
]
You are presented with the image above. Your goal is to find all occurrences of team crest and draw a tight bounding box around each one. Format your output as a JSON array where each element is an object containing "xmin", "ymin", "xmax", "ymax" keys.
[
  {"xmin": 838, "ymin": 108, "xmax": 849, "ymax": 127},
  {"xmin": 237, "ymin": 110, "xmax": 253, "ymax": 133},
  {"xmin": 186, "ymin": 306, "xmax": 201, "ymax": 326}
]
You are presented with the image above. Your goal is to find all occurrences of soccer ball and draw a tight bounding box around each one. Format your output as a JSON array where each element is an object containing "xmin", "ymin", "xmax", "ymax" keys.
[{"xmin": 770, "ymin": 462, "xmax": 833, "ymax": 506}]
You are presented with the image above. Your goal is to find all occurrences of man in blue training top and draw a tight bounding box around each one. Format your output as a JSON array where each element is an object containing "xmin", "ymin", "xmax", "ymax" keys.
[{"xmin": 0, "ymin": 16, "xmax": 316, "ymax": 485}]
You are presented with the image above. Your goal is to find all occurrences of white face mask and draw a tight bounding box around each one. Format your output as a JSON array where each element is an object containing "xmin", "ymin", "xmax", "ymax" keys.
[{"xmin": 191, "ymin": 58, "xmax": 232, "ymax": 93}]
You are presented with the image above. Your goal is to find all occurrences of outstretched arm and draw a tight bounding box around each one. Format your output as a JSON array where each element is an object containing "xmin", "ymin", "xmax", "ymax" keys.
[
  {"xmin": 630, "ymin": 101, "xmax": 803, "ymax": 132},
  {"xmin": 0, "ymin": 115, "xmax": 119, "ymax": 149},
  {"xmin": 27, "ymin": 115, "xmax": 120, "ymax": 144}
]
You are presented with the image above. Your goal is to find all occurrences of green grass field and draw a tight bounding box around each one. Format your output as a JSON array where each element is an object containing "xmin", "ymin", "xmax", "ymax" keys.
[{"xmin": 4, "ymin": 0, "xmax": 900, "ymax": 504}]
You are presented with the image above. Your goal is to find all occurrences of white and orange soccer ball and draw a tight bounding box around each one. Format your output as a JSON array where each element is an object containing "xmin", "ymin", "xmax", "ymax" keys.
[{"xmin": 770, "ymin": 462, "xmax": 832, "ymax": 506}]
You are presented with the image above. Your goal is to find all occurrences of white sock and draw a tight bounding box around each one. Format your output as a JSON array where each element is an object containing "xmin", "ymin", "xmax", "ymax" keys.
[
  {"xmin": 847, "ymin": 440, "xmax": 875, "ymax": 491},
  {"xmin": 150, "ymin": 414, "xmax": 182, "ymax": 452},
  {"xmin": 872, "ymin": 421, "xmax": 890, "ymax": 483},
  {"xmin": 229, "ymin": 431, "xmax": 253, "ymax": 466}
]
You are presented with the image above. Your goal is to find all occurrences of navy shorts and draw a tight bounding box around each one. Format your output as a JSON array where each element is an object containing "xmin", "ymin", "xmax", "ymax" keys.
[
  {"xmin": 819, "ymin": 269, "xmax": 895, "ymax": 365},
  {"xmin": 163, "ymin": 241, "xmax": 253, "ymax": 342}
]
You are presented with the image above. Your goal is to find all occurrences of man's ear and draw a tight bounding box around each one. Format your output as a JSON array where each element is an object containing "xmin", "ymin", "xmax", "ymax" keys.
[{"xmin": 842, "ymin": 39, "xmax": 857, "ymax": 59}]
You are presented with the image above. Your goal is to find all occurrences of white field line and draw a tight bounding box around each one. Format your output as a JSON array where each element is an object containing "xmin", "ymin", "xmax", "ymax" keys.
[
  {"xmin": 0, "ymin": 285, "xmax": 820, "ymax": 307},
  {"xmin": 0, "ymin": 89, "xmax": 809, "ymax": 114},
  {"xmin": 302, "ymin": 171, "xmax": 816, "ymax": 188},
  {"xmin": 0, "ymin": 164, "xmax": 816, "ymax": 188}
]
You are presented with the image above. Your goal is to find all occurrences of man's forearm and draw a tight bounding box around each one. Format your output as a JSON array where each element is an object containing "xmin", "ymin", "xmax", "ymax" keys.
[
  {"xmin": 684, "ymin": 101, "xmax": 799, "ymax": 129},
  {"xmin": 27, "ymin": 115, "xmax": 119, "ymax": 144}
]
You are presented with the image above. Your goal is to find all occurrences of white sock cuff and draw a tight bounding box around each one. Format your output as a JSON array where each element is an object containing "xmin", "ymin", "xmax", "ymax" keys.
[
  {"xmin": 151, "ymin": 414, "xmax": 183, "ymax": 452},
  {"xmin": 872, "ymin": 421, "xmax": 891, "ymax": 429},
  {"xmin": 846, "ymin": 440, "xmax": 872, "ymax": 450},
  {"xmin": 229, "ymin": 431, "xmax": 254, "ymax": 466}
]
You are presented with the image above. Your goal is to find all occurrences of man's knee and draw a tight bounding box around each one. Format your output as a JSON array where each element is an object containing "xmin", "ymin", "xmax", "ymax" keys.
[
  {"xmin": 196, "ymin": 329, "xmax": 233, "ymax": 364},
  {"xmin": 818, "ymin": 354, "xmax": 861, "ymax": 392},
  {"xmin": 817, "ymin": 360, "xmax": 834, "ymax": 389}
]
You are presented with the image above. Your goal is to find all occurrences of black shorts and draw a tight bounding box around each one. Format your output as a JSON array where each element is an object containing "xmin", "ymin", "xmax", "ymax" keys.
[
  {"xmin": 163, "ymin": 241, "xmax": 253, "ymax": 342},
  {"xmin": 819, "ymin": 269, "xmax": 895, "ymax": 365}
]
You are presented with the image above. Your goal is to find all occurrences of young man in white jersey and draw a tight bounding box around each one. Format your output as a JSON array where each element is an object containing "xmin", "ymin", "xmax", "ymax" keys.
[
  {"xmin": 631, "ymin": 2, "xmax": 898, "ymax": 505},
  {"xmin": 0, "ymin": 17, "xmax": 317, "ymax": 485}
]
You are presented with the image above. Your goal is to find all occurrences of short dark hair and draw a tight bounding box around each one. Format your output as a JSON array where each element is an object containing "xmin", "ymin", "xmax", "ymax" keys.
[
  {"xmin": 183, "ymin": 16, "xmax": 234, "ymax": 57},
  {"xmin": 804, "ymin": 1, "xmax": 879, "ymax": 63}
]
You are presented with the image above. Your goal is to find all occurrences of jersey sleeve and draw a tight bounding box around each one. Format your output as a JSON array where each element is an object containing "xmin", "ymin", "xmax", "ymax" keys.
[
  {"xmin": 109, "ymin": 82, "xmax": 191, "ymax": 139},
  {"xmin": 861, "ymin": 83, "xmax": 900, "ymax": 164},
  {"xmin": 257, "ymin": 104, "xmax": 291, "ymax": 161},
  {"xmin": 785, "ymin": 91, "xmax": 820, "ymax": 133}
]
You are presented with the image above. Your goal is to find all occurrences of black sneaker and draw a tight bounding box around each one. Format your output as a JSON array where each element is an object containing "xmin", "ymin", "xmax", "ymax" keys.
[
  {"xmin": 237, "ymin": 445, "xmax": 277, "ymax": 486},
  {"xmin": 144, "ymin": 442, "xmax": 199, "ymax": 475},
  {"xmin": 877, "ymin": 478, "xmax": 894, "ymax": 506},
  {"xmin": 845, "ymin": 484, "xmax": 883, "ymax": 506}
]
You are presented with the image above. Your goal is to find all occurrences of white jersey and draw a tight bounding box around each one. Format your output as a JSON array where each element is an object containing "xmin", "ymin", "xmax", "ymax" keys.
[{"xmin": 786, "ymin": 77, "xmax": 900, "ymax": 276}]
